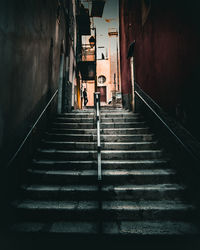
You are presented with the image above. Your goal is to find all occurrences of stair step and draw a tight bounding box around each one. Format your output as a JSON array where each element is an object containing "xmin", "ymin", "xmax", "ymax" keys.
[
  {"xmin": 55, "ymin": 117, "xmax": 143, "ymax": 123},
  {"xmin": 44, "ymin": 133, "xmax": 156, "ymax": 142},
  {"xmin": 44, "ymin": 133, "xmax": 96, "ymax": 142},
  {"xmin": 101, "ymin": 118, "xmax": 144, "ymax": 123},
  {"xmin": 36, "ymin": 149, "xmax": 164, "ymax": 161},
  {"xmin": 32, "ymin": 159, "xmax": 170, "ymax": 170},
  {"xmin": 56, "ymin": 114, "xmax": 94, "ymax": 118},
  {"xmin": 52, "ymin": 121, "xmax": 147, "ymax": 129},
  {"xmin": 101, "ymin": 122, "xmax": 147, "ymax": 129},
  {"xmin": 57, "ymin": 112, "xmax": 140, "ymax": 118},
  {"xmin": 41, "ymin": 141, "xmax": 159, "ymax": 150},
  {"xmin": 12, "ymin": 200, "xmax": 195, "ymax": 221},
  {"xmin": 54, "ymin": 118, "xmax": 95, "ymax": 123},
  {"xmin": 27, "ymin": 169, "xmax": 176, "ymax": 184},
  {"xmin": 101, "ymin": 113, "xmax": 141, "ymax": 118},
  {"xmin": 101, "ymin": 150, "xmax": 164, "ymax": 160},
  {"xmin": 21, "ymin": 184, "xmax": 185, "ymax": 201},
  {"xmin": 52, "ymin": 122, "xmax": 147, "ymax": 129},
  {"xmin": 52, "ymin": 123, "xmax": 95, "ymax": 129},
  {"xmin": 101, "ymin": 128, "xmax": 150, "ymax": 134},
  {"xmin": 49, "ymin": 128, "xmax": 150, "ymax": 135},
  {"xmin": 36, "ymin": 149, "xmax": 97, "ymax": 160},
  {"xmin": 100, "ymin": 110, "xmax": 135, "ymax": 113},
  {"xmin": 10, "ymin": 220, "xmax": 199, "ymax": 235}
]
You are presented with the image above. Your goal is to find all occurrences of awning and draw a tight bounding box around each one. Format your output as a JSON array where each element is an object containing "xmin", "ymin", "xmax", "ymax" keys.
[
  {"xmin": 91, "ymin": 0, "xmax": 105, "ymax": 17},
  {"xmin": 78, "ymin": 61, "xmax": 96, "ymax": 80},
  {"xmin": 78, "ymin": 5, "xmax": 91, "ymax": 35}
]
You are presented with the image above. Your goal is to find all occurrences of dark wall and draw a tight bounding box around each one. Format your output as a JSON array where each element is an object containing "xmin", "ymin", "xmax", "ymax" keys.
[
  {"xmin": 0, "ymin": 0, "xmax": 67, "ymax": 165},
  {"xmin": 119, "ymin": 0, "xmax": 132, "ymax": 109},
  {"xmin": 119, "ymin": 0, "xmax": 200, "ymax": 140}
]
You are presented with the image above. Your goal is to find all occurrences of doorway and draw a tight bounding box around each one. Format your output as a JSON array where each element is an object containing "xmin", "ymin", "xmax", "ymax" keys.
[{"xmin": 97, "ymin": 86, "xmax": 107, "ymax": 103}]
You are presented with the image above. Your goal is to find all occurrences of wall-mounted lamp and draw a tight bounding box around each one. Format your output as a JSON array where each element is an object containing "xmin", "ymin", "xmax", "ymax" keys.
[{"xmin": 89, "ymin": 36, "xmax": 96, "ymax": 48}]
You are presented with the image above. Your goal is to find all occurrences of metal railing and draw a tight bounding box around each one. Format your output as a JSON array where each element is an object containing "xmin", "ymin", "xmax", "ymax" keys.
[
  {"xmin": 134, "ymin": 82, "xmax": 200, "ymax": 164},
  {"xmin": 94, "ymin": 92, "xmax": 102, "ymax": 181},
  {"xmin": 94, "ymin": 92, "xmax": 102, "ymax": 234},
  {"xmin": 7, "ymin": 89, "xmax": 58, "ymax": 168}
]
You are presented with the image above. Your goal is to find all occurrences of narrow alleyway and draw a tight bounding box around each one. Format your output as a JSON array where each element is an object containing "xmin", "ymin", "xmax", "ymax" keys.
[{"xmin": 1, "ymin": 1, "xmax": 200, "ymax": 250}]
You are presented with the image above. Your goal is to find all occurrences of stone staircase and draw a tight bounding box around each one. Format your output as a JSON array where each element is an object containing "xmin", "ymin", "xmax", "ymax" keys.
[{"xmin": 8, "ymin": 108, "xmax": 200, "ymax": 248}]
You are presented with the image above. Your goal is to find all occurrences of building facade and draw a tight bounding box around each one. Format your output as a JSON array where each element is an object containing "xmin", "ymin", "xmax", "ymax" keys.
[
  {"xmin": 0, "ymin": 0, "xmax": 86, "ymax": 166},
  {"xmin": 119, "ymin": 0, "xmax": 200, "ymax": 140}
]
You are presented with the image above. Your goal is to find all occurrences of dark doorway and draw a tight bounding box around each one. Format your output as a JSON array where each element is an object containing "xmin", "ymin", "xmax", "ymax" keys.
[{"xmin": 97, "ymin": 86, "xmax": 107, "ymax": 102}]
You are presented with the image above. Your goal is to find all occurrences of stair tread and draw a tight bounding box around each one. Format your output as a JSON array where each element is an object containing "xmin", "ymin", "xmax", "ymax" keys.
[
  {"xmin": 55, "ymin": 118, "xmax": 94, "ymax": 120},
  {"xmin": 101, "ymin": 121, "xmax": 146, "ymax": 124},
  {"xmin": 42, "ymin": 141, "xmax": 158, "ymax": 145},
  {"xmin": 10, "ymin": 220, "xmax": 199, "ymax": 235},
  {"xmin": 28, "ymin": 169, "xmax": 175, "ymax": 175},
  {"xmin": 56, "ymin": 117, "xmax": 141, "ymax": 120},
  {"xmin": 53, "ymin": 121, "xmax": 145, "ymax": 124},
  {"xmin": 46, "ymin": 133, "xmax": 153, "ymax": 136},
  {"xmin": 13, "ymin": 200, "xmax": 194, "ymax": 211},
  {"xmin": 50, "ymin": 128, "xmax": 149, "ymax": 131},
  {"xmin": 59, "ymin": 112, "xmax": 139, "ymax": 115},
  {"xmin": 22, "ymin": 183, "xmax": 185, "ymax": 192},
  {"xmin": 37, "ymin": 149, "xmax": 163, "ymax": 153},
  {"xmin": 33, "ymin": 159, "xmax": 169, "ymax": 164}
]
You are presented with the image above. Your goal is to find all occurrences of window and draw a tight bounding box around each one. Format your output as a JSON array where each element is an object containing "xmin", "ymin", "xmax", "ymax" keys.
[
  {"xmin": 97, "ymin": 47, "xmax": 108, "ymax": 60},
  {"xmin": 98, "ymin": 75, "xmax": 106, "ymax": 84}
]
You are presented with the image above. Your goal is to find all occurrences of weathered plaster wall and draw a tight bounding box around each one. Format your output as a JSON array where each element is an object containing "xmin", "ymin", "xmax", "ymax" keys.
[
  {"xmin": 119, "ymin": 0, "xmax": 200, "ymax": 139},
  {"xmin": 0, "ymin": 0, "xmax": 67, "ymax": 165},
  {"xmin": 97, "ymin": 59, "xmax": 113, "ymax": 103}
]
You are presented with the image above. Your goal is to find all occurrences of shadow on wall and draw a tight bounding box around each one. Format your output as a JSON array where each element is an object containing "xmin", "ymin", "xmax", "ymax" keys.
[
  {"xmin": 119, "ymin": 0, "xmax": 200, "ymax": 142},
  {"xmin": 0, "ymin": 0, "xmax": 66, "ymax": 166}
]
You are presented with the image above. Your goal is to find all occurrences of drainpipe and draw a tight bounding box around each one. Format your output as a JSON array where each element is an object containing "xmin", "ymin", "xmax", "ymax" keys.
[{"xmin": 57, "ymin": 42, "xmax": 65, "ymax": 114}]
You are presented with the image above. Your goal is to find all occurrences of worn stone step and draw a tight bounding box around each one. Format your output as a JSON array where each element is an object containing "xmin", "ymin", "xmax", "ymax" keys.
[
  {"xmin": 10, "ymin": 221, "xmax": 99, "ymax": 234},
  {"xmin": 101, "ymin": 113, "xmax": 141, "ymax": 118},
  {"xmin": 57, "ymin": 111, "xmax": 139, "ymax": 118},
  {"xmin": 54, "ymin": 118, "xmax": 95, "ymax": 123},
  {"xmin": 32, "ymin": 159, "xmax": 170, "ymax": 170},
  {"xmin": 56, "ymin": 114, "xmax": 95, "ymax": 118},
  {"xmin": 52, "ymin": 122, "xmax": 147, "ymax": 129},
  {"xmin": 100, "ymin": 109, "xmax": 136, "ymax": 113},
  {"xmin": 55, "ymin": 117, "xmax": 143, "ymax": 123},
  {"xmin": 52, "ymin": 123, "xmax": 95, "ymax": 129},
  {"xmin": 36, "ymin": 149, "xmax": 97, "ymax": 160},
  {"xmin": 101, "ymin": 150, "xmax": 164, "ymax": 160},
  {"xmin": 101, "ymin": 118, "xmax": 144, "ymax": 123},
  {"xmin": 49, "ymin": 128, "xmax": 150, "ymax": 135},
  {"xmin": 21, "ymin": 184, "xmax": 186, "ymax": 201},
  {"xmin": 10, "ymin": 220, "xmax": 200, "ymax": 236},
  {"xmin": 62, "ymin": 110, "xmax": 94, "ymax": 114},
  {"xmin": 101, "ymin": 128, "xmax": 150, "ymax": 135},
  {"xmin": 27, "ymin": 169, "xmax": 176, "ymax": 185},
  {"xmin": 100, "ymin": 134, "xmax": 156, "ymax": 142},
  {"xmin": 41, "ymin": 141, "xmax": 97, "ymax": 150},
  {"xmin": 36, "ymin": 149, "xmax": 164, "ymax": 160},
  {"xmin": 12, "ymin": 200, "xmax": 195, "ymax": 221},
  {"xmin": 41, "ymin": 141, "xmax": 159, "ymax": 150},
  {"xmin": 44, "ymin": 133, "xmax": 156, "ymax": 142},
  {"xmin": 101, "ymin": 122, "xmax": 147, "ymax": 128},
  {"xmin": 49, "ymin": 127, "xmax": 150, "ymax": 135},
  {"xmin": 44, "ymin": 133, "xmax": 96, "ymax": 142}
]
